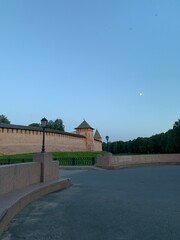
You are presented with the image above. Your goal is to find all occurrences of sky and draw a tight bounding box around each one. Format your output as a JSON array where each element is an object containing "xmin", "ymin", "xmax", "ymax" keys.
[{"xmin": 0, "ymin": 0, "xmax": 180, "ymax": 142}]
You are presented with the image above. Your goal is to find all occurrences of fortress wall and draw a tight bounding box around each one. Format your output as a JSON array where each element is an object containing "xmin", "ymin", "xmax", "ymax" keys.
[
  {"xmin": 0, "ymin": 128, "xmax": 42, "ymax": 155},
  {"xmin": 0, "ymin": 127, "xmax": 88, "ymax": 155},
  {"xmin": 45, "ymin": 132, "xmax": 87, "ymax": 153},
  {"xmin": 93, "ymin": 139, "xmax": 102, "ymax": 151}
]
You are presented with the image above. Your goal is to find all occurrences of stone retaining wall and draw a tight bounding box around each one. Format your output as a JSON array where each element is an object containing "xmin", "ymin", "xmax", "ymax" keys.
[
  {"xmin": 0, "ymin": 153, "xmax": 59, "ymax": 195},
  {"xmin": 96, "ymin": 153, "xmax": 180, "ymax": 169},
  {"xmin": 0, "ymin": 162, "xmax": 41, "ymax": 195}
]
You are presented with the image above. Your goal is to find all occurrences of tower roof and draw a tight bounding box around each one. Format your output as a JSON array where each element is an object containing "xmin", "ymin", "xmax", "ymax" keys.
[
  {"xmin": 94, "ymin": 129, "xmax": 102, "ymax": 140},
  {"xmin": 75, "ymin": 120, "xmax": 94, "ymax": 130}
]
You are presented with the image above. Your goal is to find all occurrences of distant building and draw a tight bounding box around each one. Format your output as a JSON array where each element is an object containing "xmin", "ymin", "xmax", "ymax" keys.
[{"xmin": 0, "ymin": 120, "xmax": 102, "ymax": 155}]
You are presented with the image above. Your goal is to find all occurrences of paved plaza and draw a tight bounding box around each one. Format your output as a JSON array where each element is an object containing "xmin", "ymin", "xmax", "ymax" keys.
[{"xmin": 1, "ymin": 165, "xmax": 180, "ymax": 240}]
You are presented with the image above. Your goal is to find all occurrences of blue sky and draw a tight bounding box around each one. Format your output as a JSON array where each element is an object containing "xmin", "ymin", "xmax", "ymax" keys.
[{"xmin": 0, "ymin": 0, "xmax": 180, "ymax": 142}]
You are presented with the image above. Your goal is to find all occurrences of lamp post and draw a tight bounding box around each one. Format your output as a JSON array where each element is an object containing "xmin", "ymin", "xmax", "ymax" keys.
[
  {"xmin": 106, "ymin": 135, "xmax": 109, "ymax": 152},
  {"xmin": 41, "ymin": 117, "xmax": 48, "ymax": 153}
]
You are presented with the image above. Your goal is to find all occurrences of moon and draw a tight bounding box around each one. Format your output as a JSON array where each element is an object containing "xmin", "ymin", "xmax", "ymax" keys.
[{"xmin": 139, "ymin": 93, "xmax": 143, "ymax": 96}]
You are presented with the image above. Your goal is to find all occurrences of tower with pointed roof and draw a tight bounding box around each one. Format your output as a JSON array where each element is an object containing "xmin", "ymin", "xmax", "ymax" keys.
[
  {"xmin": 94, "ymin": 129, "xmax": 102, "ymax": 141},
  {"xmin": 75, "ymin": 120, "xmax": 95, "ymax": 151}
]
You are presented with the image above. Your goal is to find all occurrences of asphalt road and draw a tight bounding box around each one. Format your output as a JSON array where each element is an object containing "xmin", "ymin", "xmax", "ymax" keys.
[{"xmin": 2, "ymin": 165, "xmax": 180, "ymax": 240}]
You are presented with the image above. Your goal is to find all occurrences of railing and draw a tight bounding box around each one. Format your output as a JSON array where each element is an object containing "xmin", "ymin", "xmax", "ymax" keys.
[
  {"xmin": 54, "ymin": 157, "xmax": 96, "ymax": 166},
  {"xmin": 0, "ymin": 157, "xmax": 96, "ymax": 166},
  {"xmin": 0, "ymin": 159, "xmax": 32, "ymax": 165}
]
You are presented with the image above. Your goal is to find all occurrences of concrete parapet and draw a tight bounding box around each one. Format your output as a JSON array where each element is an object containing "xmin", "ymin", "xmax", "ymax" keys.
[
  {"xmin": 33, "ymin": 153, "xmax": 59, "ymax": 182},
  {"xmin": 0, "ymin": 152, "xmax": 72, "ymax": 237},
  {"xmin": 96, "ymin": 153, "xmax": 113, "ymax": 168},
  {"xmin": 0, "ymin": 178, "xmax": 72, "ymax": 237},
  {"xmin": 96, "ymin": 153, "xmax": 180, "ymax": 169},
  {"xmin": 0, "ymin": 153, "xmax": 60, "ymax": 196},
  {"xmin": 0, "ymin": 163, "xmax": 41, "ymax": 195}
]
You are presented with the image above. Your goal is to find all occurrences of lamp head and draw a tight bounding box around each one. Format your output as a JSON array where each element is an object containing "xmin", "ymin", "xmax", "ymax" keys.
[
  {"xmin": 106, "ymin": 136, "xmax": 109, "ymax": 142},
  {"xmin": 41, "ymin": 117, "xmax": 48, "ymax": 128}
]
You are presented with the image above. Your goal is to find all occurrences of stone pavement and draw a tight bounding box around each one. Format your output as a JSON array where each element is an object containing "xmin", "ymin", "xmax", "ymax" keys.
[
  {"xmin": 1, "ymin": 166, "xmax": 180, "ymax": 240},
  {"xmin": 0, "ymin": 176, "xmax": 71, "ymax": 237},
  {"xmin": 0, "ymin": 166, "xmax": 99, "ymax": 236}
]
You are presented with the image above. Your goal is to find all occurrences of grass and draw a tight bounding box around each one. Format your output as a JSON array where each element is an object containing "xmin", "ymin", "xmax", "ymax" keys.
[
  {"xmin": 52, "ymin": 151, "xmax": 105, "ymax": 158},
  {"xmin": 0, "ymin": 153, "xmax": 34, "ymax": 160},
  {"xmin": 0, "ymin": 151, "xmax": 105, "ymax": 164}
]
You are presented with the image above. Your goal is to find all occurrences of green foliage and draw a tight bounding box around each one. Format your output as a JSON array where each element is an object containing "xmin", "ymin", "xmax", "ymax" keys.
[
  {"xmin": 0, "ymin": 153, "xmax": 33, "ymax": 164},
  {"xmin": 0, "ymin": 153, "xmax": 34, "ymax": 160},
  {"xmin": 0, "ymin": 152, "xmax": 104, "ymax": 166},
  {"xmin": 0, "ymin": 114, "xmax": 10, "ymax": 124},
  {"xmin": 0, "ymin": 152, "xmax": 104, "ymax": 160},
  {"xmin": 47, "ymin": 118, "xmax": 65, "ymax": 131},
  {"xmin": 52, "ymin": 151, "xmax": 104, "ymax": 158},
  {"xmin": 173, "ymin": 119, "xmax": 180, "ymax": 129},
  {"xmin": 52, "ymin": 151, "xmax": 105, "ymax": 166},
  {"xmin": 28, "ymin": 123, "xmax": 41, "ymax": 127},
  {"xmin": 103, "ymin": 119, "xmax": 180, "ymax": 154},
  {"xmin": 28, "ymin": 118, "xmax": 65, "ymax": 131}
]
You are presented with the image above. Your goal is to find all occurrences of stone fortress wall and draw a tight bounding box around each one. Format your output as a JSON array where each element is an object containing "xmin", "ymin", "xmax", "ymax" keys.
[{"xmin": 0, "ymin": 120, "xmax": 102, "ymax": 155}]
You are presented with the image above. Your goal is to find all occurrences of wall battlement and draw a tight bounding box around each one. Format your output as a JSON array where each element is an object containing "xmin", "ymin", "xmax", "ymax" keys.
[{"xmin": 0, "ymin": 120, "xmax": 102, "ymax": 155}]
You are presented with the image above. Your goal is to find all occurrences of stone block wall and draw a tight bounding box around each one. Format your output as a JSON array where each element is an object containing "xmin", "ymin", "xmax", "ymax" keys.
[
  {"xmin": 97, "ymin": 153, "xmax": 180, "ymax": 169},
  {"xmin": 33, "ymin": 153, "xmax": 59, "ymax": 182},
  {"xmin": 0, "ymin": 162, "xmax": 41, "ymax": 195},
  {"xmin": 0, "ymin": 153, "xmax": 60, "ymax": 195},
  {"xmin": 93, "ymin": 139, "xmax": 102, "ymax": 152},
  {"xmin": 0, "ymin": 125, "xmax": 102, "ymax": 155}
]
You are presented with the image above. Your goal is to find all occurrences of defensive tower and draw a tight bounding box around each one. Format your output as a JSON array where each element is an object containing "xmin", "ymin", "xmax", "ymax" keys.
[{"xmin": 75, "ymin": 120, "xmax": 94, "ymax": 151}]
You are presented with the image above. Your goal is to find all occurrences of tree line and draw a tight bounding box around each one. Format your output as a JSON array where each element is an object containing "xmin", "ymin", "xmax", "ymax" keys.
[
  {"xmin": 0, "ymin": 114, "xmax": 65, "ymax": 131},
  {"xmin": 103, "ymin": 119, "xmax": 180, "ymax": 154}
]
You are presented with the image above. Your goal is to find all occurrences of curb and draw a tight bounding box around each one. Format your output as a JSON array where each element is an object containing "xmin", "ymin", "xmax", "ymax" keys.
[{"xmin": 59, "ymin": 166, "xmax": 105, "ymax": 170}]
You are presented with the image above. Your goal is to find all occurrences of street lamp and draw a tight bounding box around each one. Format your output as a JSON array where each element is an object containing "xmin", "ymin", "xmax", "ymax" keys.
[
  {"xmin": 106, "ymin": 136, "xmax": 109, "ymax": 152},
  {"xmin": 41, "ymin": 117, "xmax": 48, "ymax": 153}
]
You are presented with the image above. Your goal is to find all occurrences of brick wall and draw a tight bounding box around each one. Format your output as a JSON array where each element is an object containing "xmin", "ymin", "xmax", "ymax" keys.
[{"xmin": 0, "ymin": 126, "xmax": 102, "ymax": 155}]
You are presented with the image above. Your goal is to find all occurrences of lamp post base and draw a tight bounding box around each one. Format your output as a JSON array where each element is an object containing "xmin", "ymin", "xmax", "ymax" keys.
[{"xmin": 33, "ymin": 153, "xmax": 59, "ymax": 182}]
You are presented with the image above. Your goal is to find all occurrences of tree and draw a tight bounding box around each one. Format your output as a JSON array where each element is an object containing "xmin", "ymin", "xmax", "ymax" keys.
[
  {"xmin": 0, "ymin": 114, "xmax": 10, "ymax": 124},
  {"xmin": 47, "ymin": 118, "xmax": 65, "ymax": 131},
  {"xmin": 28, "ymin": 118, "xmax": 65, "ymax": 131},
  {"xmin": 107, "ymin": 118, "xmax": 180, "ymax": 154},
  {"xmin": 172, "ymin": 124, "xmax": 180, "ymax": 152},
  {"xmin": 28, "ymin": 123, "xmax": 41, "ymax": 127},
  {"xmin": 173, "ymin": 119, "xmax": 180, "ymax": 129}
]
